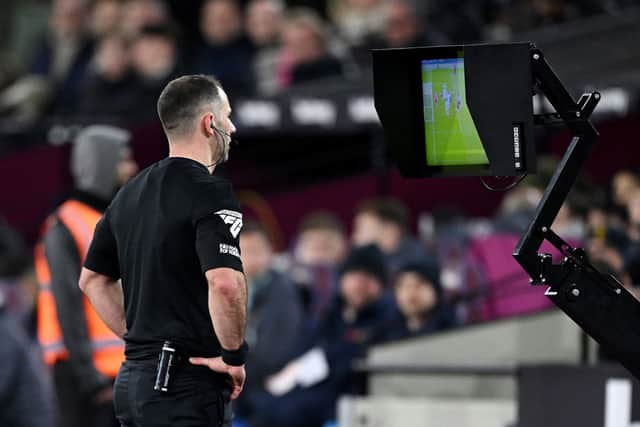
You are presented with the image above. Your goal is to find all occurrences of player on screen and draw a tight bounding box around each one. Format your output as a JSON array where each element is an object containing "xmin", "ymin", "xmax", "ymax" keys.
[{"xmin": 445, "ymin": 92, "xmax": 451, "ymax": 116}]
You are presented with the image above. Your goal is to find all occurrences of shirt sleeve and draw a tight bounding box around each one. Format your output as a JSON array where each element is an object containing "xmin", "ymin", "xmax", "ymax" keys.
[
  {"xmin": 192, "ymin": 180, "xmax": 244, "ymax": 273},
  {"xmin": 84, "ymin": 208, "xmax": 120, "ymax": 279}
]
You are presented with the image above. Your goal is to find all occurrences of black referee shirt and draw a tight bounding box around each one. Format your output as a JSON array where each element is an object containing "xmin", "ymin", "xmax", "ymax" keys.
[{"xmin": 84, "ymin": 157, "xmax": 244, "ymax": 360}]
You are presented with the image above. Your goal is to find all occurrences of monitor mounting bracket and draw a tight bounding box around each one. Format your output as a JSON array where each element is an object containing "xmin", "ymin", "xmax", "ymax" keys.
[{"xmin": 513, "ymin": 46, "xmax": 640, "ymax": 379}]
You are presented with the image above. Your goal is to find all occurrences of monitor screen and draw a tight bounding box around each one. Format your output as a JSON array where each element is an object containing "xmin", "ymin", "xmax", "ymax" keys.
[{"xmin": 421, "ymin": 55, "xmax": 489, "ymax": 167}]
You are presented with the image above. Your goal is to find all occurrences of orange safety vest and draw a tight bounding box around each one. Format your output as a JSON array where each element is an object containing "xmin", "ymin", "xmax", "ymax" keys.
[{"xmin": 35, "ymin": 199, "xmax": 124, "ymax": 378}]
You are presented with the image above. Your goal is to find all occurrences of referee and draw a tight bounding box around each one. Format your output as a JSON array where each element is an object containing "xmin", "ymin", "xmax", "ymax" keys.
[{"xmin": 79, "ymin": 75, "xmax": 248, "ymax": 427}]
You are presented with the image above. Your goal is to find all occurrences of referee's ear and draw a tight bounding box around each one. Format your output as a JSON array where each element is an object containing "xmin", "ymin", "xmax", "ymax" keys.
[{"xmin": 202, "ymin": 112, "xmax": 216, "ymax": 138}]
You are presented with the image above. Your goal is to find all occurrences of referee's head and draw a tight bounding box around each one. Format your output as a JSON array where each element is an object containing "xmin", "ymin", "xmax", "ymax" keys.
[{"xmin": 157, "ymin": 75, "xmax": 236, "ymax": 166}]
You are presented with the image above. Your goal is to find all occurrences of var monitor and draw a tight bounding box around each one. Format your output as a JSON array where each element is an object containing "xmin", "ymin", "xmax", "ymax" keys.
[{"xmin": 373, "ymin": 43, "xmax": 535, "ymax": 178}]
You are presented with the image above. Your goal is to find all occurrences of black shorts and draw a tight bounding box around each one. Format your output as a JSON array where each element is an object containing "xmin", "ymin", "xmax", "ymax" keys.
[{"xmin": 114, "ymin": 360, "xmax": 233, "ymax": 427}]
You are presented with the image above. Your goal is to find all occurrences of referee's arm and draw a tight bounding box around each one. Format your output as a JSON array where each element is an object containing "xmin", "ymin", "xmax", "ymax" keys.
[
  {"xmin": 205, "ymin": 267, "xmax": 247, "ymax": 351},
  {"xmin": 190, "ymin": 201, "xmax": 248, "ymax": 400},
  {"xmin": 191, "ymin": 266, "xmax": 248, "ymax": 400},
  {"xmin": 79, "ymin": 269, "xmax": 126, "ymax": 338}
]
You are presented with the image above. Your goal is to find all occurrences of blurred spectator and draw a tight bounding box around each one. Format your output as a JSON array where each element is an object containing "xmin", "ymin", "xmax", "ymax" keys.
[
  {"xmin": 90, "ymin": 0, "xmax": 123, "ymax": 39},
  {"xmin": 348, "ymin": 0, "xmax": 445, "ymax": 75},
  {"xmin": 381, "ymin": 0, "xmax": 444, "ymax": 48},
  {"xmin": 352, "ymin": 197, "xmax": 434, "ymax": 276},
  {"xmin": 611, "ymin": 170, "xmax": 640, "ymax": 224},
  {"xmin": 486, "ymin": 0, "xmax": 608, "ymax": 38},
  {"xmin": 254, "ymin": 244, "xmax": 393, "ymax": 427},
  {"xmin": 0, "ymin": 75, "xmax": 51, "ymax": 129},
  {"xmin": 247, "ymin": 0, "xmax": 286, "ymax": 95},
  {"xmin": 328, "ymin": 0, "xmax": 386, "ymax": 46},
  {"xmin": 0, "ymin": 0, "xmax": 50, "ymax": 78},
  {"xmin": 530, "ymin": 0, "xmax": 580, "ymax": 27},
  {"xmin": 131, "ymin": 25, "xmax": 179, "ymax": 84},
  {"xmin": 120, "ymin": 0, "xmax": 170, "ymax": 37},
  {"xmin": 247, "ymin": 0, "xmax": 285, "ymax": 49},
  {"xmin": 195, "ymin": 0, "xmax": 254, "ymax": 97},
  {"xmin": 76, "ymin": 32, "xmax": 139, "ymax": 121},
  {"xmin": 626, "ymin": 188, "xmax": 640, "ymax": 242},
  {"xmin": 586, "ymin": 193, "xmax": 610, "ymax": 241},
  {"xmin": 0, "ymin": 219, "xmax": 30, "ymax": 279},
  {"xmin": 587, "ymin": 227, "xmax": 628, "ymax": 276},
  {"xmin": 425, "ymin": 0, "xmax": 483, "ymax": 43},
  {"xmin": 278, "ymin": 8, "xmax": 345, "ymax": 90},
  {"xmin": 613, "ymin": 170, "xmax": 639, "ymax": 202},
  {"xmin": 494, "ymin": 182, "xmax": 543, "ymax": 233},
  {"xmin": 35, "ymin": 125, "xmax": 136, "ymax": 427},
  {"xmin": 284, "ymin": 0, "xmax": 329, "ymax": 17},
  {"xmin": 236, "ymin": 222, "xmax": 304, "ymax": 425},
  {"xmin": 295, "ymin": 211, "xmax": 348, "ymax": 267},
  {"xmin": 0, "ymin": 301, "xmax": 54, "ymax": 427},
  {"xmin": 622, "ymin": 188, "xmax": 640, "ymax": 287},
  {"xmin": 552, "ymin": 201, "xmax": 586, "ymax": 241},
  {"xmin": 377, "ymin": 262, "xmax": 457, "ymax": 343},
  {"xmin": 330, "ymin": 243, "xmax": 391, "ymax": 344},
  {"xmin": 30, "ymin": 0, "xmax": 94, "ymax": 115},
  {"xmin": 0, "ymin": 220, "xmax": 37, "ymax": 334},
  {"xmin": 483, "ymin": 0, "xmax": 515, "ymax": 41},
  {"xmin": 292, "ymin": 211, "xmax": 349, "ymax": 321},
  {"xmin": 129, "ymin": 24, "xmax": 181, "ymax": 119},
  {"xmin": 583, "ymin": 188, "xmax": 628, "ymax": 271}
]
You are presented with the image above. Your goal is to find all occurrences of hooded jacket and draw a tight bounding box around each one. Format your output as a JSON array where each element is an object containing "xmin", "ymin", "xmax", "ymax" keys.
[
  {"xmin": 71, "ymin": 125, "xmax": 130, "ymax": 200},
  {"xmin": 40, "ymin": 125, "xmax": 129, "ymax": 396}
]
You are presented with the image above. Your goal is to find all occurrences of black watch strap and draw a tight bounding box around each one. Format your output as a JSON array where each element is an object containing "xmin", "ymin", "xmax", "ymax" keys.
[{"xmin": 221, "ymin": 341, "xmax": 249, "ymax": 366}]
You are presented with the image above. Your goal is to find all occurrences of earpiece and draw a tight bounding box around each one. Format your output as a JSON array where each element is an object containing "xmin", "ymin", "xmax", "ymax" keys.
[{"xmin": 206, "ymin": 120, "xmax": 233, "ymax": 169}]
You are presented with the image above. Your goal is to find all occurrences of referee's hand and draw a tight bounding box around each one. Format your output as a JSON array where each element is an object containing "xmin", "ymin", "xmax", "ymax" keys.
[{"xmin": 189, "ymin": 356, "xmax": 246, "ymax": 400}]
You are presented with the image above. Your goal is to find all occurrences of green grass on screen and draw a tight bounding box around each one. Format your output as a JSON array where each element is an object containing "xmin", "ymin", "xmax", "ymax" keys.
[{"xmin": 422, "ymin": 57, "xmax": 489, "ymax": 166}]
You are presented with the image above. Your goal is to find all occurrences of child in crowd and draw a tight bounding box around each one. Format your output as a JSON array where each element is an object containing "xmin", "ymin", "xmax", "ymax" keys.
[{"xmin": 379, "ymin": 262, "xmax": 458, "ymax": 343}]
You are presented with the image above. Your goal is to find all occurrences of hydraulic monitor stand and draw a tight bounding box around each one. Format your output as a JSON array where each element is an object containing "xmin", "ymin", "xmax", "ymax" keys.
[{"xmin": 513, "ymin": 47, "xmax": 640, "ymax": 379}]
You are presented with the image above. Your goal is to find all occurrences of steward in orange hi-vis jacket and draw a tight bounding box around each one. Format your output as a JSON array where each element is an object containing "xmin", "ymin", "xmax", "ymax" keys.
[{"xmin": 35, "ymin": 125, "xmax": 137, "ymax": 427}]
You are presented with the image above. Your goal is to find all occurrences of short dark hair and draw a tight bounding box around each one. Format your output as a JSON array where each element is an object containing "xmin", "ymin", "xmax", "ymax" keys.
[
  {"xmin": 240, "ymin": 220, "xmax": 272, "ymax": 244},
  {"xmin": 298, "ymin": 211, "xmax": 345, "ymax": 235},
  {"xmin": 355, "ymin": 197, "xmax": 410, "ymax": 230},
  {"xmin": 137, "ymin": 23, "xmax": 179, "ymax": 43},
  {"xmin": 157, "ymin": 74, "xmax": 223, "ymax": 138}
]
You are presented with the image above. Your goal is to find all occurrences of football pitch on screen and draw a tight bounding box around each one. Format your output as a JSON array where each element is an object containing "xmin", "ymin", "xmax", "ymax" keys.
[{"xmin": 422, "ymin": 60, "xmax": 489, "ymax": 167}]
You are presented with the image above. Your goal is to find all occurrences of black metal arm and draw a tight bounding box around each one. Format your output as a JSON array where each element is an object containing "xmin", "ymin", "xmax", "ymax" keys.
[{"xmin": 513, "ymin": 47, "xmax": 640, "ymax": 379}]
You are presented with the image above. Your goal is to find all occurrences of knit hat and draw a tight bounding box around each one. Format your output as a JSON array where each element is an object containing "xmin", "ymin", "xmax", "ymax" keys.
[
  {"xmin": 395, "ymin": 261, "xmax": 443, "ymax": 298},
  {"xmin": 339, "ymin": 244, "xmax": 387, "ymax": 285}
]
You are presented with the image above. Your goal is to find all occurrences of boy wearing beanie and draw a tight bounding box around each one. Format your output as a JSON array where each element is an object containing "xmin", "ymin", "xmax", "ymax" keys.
[{"xmin": 381, "ymin": 262, "xmax": 458, "ymax": 343}]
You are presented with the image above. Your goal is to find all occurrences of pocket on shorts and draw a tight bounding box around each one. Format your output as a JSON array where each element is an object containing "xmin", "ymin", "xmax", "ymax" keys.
[{"xmin": 113, "ymin": 365, "xmax": 128, "ymax": 420}]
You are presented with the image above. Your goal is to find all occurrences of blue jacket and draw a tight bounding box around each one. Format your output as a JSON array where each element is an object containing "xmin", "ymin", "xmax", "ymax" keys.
[
  {"xmin": 252, "ymin": 295, "xmax": 394, "ymax": 427},
  {"xmin": 0, "ymin": 309, "xmax": 54, "ymax": 427},
  {"xmin": 238, "ymin": 270, "xmax": 304, "ymax": 417},
  {"xmin": 376, "ymin": 304, "xmax": 458, "ymax": 343}
]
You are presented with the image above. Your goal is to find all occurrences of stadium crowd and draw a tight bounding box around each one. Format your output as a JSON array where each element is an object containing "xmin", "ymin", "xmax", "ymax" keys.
[
  {"xmin": 1, "ymin": 0, "xmax": 640, "ymax": 427},
  {"xmin": 0, "ymin": 0, "xmax": 635, "ymax": 129}
]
